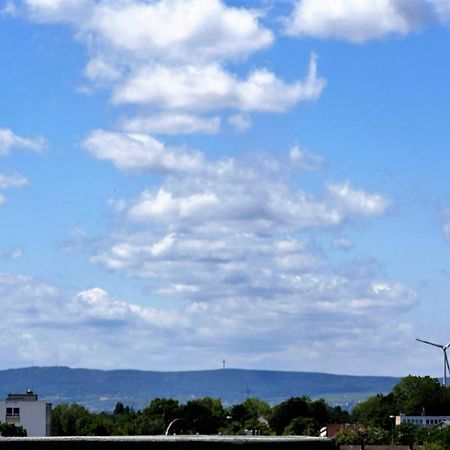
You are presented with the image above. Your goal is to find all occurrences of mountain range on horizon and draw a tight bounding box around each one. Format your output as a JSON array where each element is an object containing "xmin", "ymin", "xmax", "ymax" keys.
[{"xmin": 0, "ymin": 366, "xmax": 400, "ymax": 412}]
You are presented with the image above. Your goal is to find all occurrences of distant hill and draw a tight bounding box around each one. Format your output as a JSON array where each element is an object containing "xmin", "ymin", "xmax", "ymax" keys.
[{"xmin": 0, "ymin": 367, "xmax": 399, "ymax": 411}]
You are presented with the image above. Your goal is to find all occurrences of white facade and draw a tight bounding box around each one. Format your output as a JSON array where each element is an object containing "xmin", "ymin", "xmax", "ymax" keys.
[
  {"xmin": 0, "ymin": 391, "xmax": 51, "ymax": 437},
  {"xmin": 396, "ymin": 415, "xmax": 450, "ymax": 428}
]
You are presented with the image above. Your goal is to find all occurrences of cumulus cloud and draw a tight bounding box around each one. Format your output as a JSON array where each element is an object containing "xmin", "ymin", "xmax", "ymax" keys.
[
  {"xmin": 285, "ymin": 0, "xmax": 433, "ymax": 43},
  {"xmin": 0, "ymin": 128, "xmax": 45, "ymax": 155},
  {"xmin": 121, "ymin": 113, "xmax": 221, "ymax": 135},
  {"xmin": 82, "ymin": 129, "xmax": 205, "ymax": 173},
  {"xmin": 25, "ymin": 0, "xmax": 272, "ymax": 62},
  {"xmin": 326, "ymin": 181, "xmax": 391, "ymax": 217},
  {"xmin": 22, "ymin": 0, "xmax": 323, "ymax": 119},
  {"xmin": 112, "ymin": 55, "xmax": 325, "ymax": 112}
]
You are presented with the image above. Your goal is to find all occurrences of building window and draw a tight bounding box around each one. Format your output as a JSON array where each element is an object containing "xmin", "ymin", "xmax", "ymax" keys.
[{"xmin": 6, "ymin": 407, "xmax": 19, "ymax": 417}]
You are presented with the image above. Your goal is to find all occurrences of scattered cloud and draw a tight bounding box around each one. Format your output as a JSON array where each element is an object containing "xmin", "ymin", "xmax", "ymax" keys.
[
  {"xmin": 1, "ymin": 1, "xmax": 18, "ymax": 16},
  {"xmin": 0, "ymin": 173, "xmax": 28, "ymax": 189},
  {"xmin": 289, "ymin": 144, "xmax": 325, "ymax": 172},
  {"xmin": 228, "ymin": 113, "xmax": 252, "ymax": 132},
  {"xmin": 81, "ymin": 129, "xmax": 205, "ymax": 173},
  {"xmin": 22, "ymin": 0, "xmax": 324, "ymax": 119},
  {"xmin": 0, "ymin": 128, "xmax": 45, "ymax": 156},
  {"xmin": 0, "ymin": 260, "xmax": 417, "ymax": 371},
  {"xmin": 439, "ymin": 207, "xmax": 450, "ymax": 243},
  {"xmin": 121, "ymin": 113, "xmax": 221, "ymax": 135},
  {"xmin": 0, "ymin": 172, "xmax": 28, "ymax": 205},
  {"xmin": 285, "ymin": 0, "xmax": 433, "ymax": 43},
  {"xmin": 331, "ymin": 236, "xmax": 354, "ymax": 251},
  {"xmin": 326, "ymin": 181, "xmax": 391, "ymax": 217},
  {"xmin": 0, "ymin": 248, "xmax": 22, "ymax": 260}
]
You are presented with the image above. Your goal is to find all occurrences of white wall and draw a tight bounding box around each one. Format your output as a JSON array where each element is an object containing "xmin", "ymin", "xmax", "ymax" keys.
[{"xmin": 0, "ymin": 400, "xmax": 51, "ymax": 437}]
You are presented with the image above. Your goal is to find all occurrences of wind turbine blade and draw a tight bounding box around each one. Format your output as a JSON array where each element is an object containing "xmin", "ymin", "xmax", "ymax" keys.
[
  {"xmin": 416, "ymin": 338, "xmax": 444, "ymax": 349},
  {"xmin": 445, "ymin": 351, "xmax": 450, "ymax": 374}
]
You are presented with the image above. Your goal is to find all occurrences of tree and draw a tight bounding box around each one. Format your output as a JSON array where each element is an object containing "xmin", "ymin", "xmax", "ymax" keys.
[
  {"xmin": 351, "ymin": 393, "xmax": 396, "ymax": 429},
  {"xmin": 140, "ymin": 398, "xmax": 182, "ymax": 434},
  {"xmin": 51, "ymin": 403, "xmax": 91, "ymax": 436},
  {"xmin": 182, "ymin": 397, "xmax": 224, "ymax": 434},
  {"xmin": 0, "ymin": 422, "xmax": 27, "ymax": 437},
  {"xmin": 392, "ymin": 376, "xmax": 450, "ymax": 416},
  {"xmin": 269, "ymin": 397, "xmax": 310, "ymax": 435},
  {"xmin": 335, "ymin": 425, "xmax": 389, "ymax": 446},
  {"xmin": 284, "ymin": 417, "xmax": 319, "ymax": 436}
]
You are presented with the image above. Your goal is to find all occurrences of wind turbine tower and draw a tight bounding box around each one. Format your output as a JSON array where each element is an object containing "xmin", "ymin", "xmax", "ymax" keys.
[{"xmin": 416, "ymin": 338, "xmax": 450, "ymax": 386}]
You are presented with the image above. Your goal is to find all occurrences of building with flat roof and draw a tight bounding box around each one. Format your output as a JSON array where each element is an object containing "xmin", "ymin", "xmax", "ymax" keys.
[
  {"xmin": 0, "ymin": 390, "xmax": 51, "ymax": 436},
  {"xmin": 395, "ymin": 414, "xmax": 450, "ymax": 428}
]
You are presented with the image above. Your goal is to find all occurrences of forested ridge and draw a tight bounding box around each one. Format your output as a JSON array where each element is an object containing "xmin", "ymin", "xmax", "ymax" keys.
[{"xmin": 0, "ymin": 367, "xmax": 398, "ymax": 410}]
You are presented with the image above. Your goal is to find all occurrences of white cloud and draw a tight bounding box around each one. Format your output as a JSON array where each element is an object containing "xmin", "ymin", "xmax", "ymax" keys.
[
  {"xmin": 289, "ymin": 144, "xmax": 324, "ymax": 172},
  {"xmin": 439, "ymin": 208, "xmax": 450, "ymax": 243},
  {"xmin": 331, "ymin": 236, "xmax": 354, "ymax": 250},
  {"xmin": 121, "ymin": 113, "xmax": 220, "ymax": 135},
  {"xmin": 84, "ymin": 0, "xmax": 273, "ymax": 63},
  {"xmin": 112, "ymin": 55, "xmax": 325, "ymax": 112},
  {"xmin": 0, "ymin": 173, "xmax": 28, "ymax": 189},
  {"xmin": 0, "ymin": 172, "xmax": 28, "ymax": 205},
  {"xmin": 0, "ymin": 128, "xmax": 45, "ymax": 156},
  {"xmin": 326, "ymin": 181, "xmax": 391, "ymax": 217},
  {"xmin": 127, "ymin": 189, "xmax": 219, "ymax": 222},
  {"xmin": 0, "ymin": 248, "xmax": 22, "ymax": 260},
  {"xmin": 23, "ymin": 1, "xmax": 324, "ymax": 119},
  {"xmin": 81, "ymin": 129, "xmax": 205, "ymax": 173},
  {"xmin": 285, "ymin": 0, "xmax": 433, "ymax": 43},
  {"xmin": 228, "ymin": 113, "xmax": 252, "ymax": 132}
]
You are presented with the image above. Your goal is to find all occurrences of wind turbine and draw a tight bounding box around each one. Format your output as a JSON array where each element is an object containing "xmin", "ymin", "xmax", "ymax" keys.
[{"xmin": 416, "ymin": 338, "xmax": 450, "ymax": 386}]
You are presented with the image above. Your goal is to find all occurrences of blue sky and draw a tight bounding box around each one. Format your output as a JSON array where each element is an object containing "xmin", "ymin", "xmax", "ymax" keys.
[{"xmin": 1, "ymin": 0, "xmax": 450, "ymax": 377}]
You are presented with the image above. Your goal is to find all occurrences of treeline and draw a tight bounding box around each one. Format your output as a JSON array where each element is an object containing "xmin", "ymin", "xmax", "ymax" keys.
[{"xmin": 51, "ymin": 396, "xmax": 349, "ymax": 436}]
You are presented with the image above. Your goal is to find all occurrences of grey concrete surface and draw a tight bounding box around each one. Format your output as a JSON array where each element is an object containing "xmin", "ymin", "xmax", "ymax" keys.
[{"xmin": 0, "ymin": 435, "xmax": 337, "ymax": 450}]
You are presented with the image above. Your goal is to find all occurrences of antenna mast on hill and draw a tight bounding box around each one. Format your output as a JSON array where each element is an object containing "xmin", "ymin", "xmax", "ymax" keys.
[{"xmin": 416, "ymin": 338, "xmax": 450, "ymax": 386}]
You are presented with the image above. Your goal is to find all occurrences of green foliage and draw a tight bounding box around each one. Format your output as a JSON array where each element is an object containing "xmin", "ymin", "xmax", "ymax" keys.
[
  {"xmin": 51, "ymin": 403, "xmax": 92, "ymax": 436},
  {"xmin": 183, "ymin": 397, "xmax": 224, "ymax": 434},
  {"xmin": 0, "ymin": 422, "xmax": 27, "ymax": 437},
  {"xmin": 351, "ymin": 393, "xmax": 396, "ymax": 429},
  {"xmin": 392, "ymin": 375, "xmax": 449, "ymax": 416},
  {"xmin": 334, "ymin": 425, "xmax": 389, "ymax": 445},
  {"xmin": 284, "ymin": 417, "xmax": 319, "ymax": 436},
  {"xmin": 424, "ymin": 443, "xmax": 445, "ymax": 450},
  {"xmin": 141, "ymin": 398, "xmax": 182, "ymax": 434},
  {"xmin": 269, "ymin": 396, "xmax": 311, "ymax": 435},
  {"xmin": 393, "ymin": 423, "xmax": 417, "ymax": 446}
]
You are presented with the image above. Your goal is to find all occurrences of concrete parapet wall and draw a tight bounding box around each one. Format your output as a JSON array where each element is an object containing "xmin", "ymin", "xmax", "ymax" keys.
[{"xmin": 0, "ymin": 436, "xmax": 336, "ymax": 450}]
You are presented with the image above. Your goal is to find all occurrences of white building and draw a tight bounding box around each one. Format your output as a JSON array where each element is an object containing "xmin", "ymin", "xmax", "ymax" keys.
[
  {"xmin": 395, "ymin": 414, "xmax": 450, "ymax": 428},
  {"xmin": 0, "ymin": 390, "xmax": 51, "ymax": 436}
]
